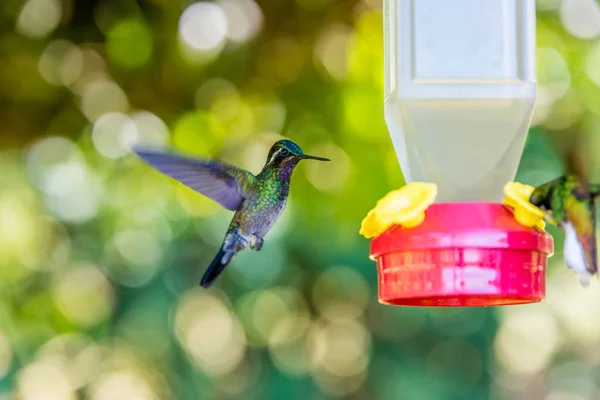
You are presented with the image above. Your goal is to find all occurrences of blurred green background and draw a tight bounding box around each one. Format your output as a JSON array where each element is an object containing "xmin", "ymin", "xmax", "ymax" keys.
[{"xmin": 2, "ymin": 0, "xmax": 600, "ymax": 399}]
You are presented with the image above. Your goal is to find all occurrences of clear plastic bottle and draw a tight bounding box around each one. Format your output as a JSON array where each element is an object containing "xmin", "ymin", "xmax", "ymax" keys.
[{"xmin": 384, "ymin": 0, "xmax": 537, "ymax": 202}]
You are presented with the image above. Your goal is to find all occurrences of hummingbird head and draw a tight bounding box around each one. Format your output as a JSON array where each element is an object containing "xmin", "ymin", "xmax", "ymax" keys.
[
  {"xmin": 264, "ymin": 140, "xmax": 330, "ymax": 167},
  {"xmin": 529, "ymin": 179, "xmax": 560, "ymax": 211}
]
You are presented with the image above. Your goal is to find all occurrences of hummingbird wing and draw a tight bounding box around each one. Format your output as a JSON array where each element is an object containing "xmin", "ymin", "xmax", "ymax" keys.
[
  {"xmin": 133, "ymin": 147, "xmax": 255, "ymax": 211},
  {"xmin": 537, "ymin": 124, "xmax": 599, "ymax": 281},
  {"xmin": 563, "ymin": 128, "xmax": 598, "ymax": 273},
  {"xmin": 564, "ymin": 198, "xmax": 598, "ymax": 275}
]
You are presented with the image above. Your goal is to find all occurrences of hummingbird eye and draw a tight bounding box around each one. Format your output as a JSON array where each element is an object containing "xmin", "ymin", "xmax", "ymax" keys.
[{"xmin": 280, "ymin": 149, "xmax": 290, "ymax": 156}]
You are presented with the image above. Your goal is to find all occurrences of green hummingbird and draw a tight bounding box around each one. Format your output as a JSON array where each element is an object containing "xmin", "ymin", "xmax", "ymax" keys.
[
  {"xmin": 528, "ymin": 136, "xmax": 600, "ymax": 286},
  {"xmin": 133, "ymin": 139, "xmax": 330, "ymax": 288}
]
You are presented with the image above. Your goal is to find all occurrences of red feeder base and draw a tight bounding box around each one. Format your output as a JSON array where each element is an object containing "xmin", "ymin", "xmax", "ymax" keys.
[{"xmin": 370, "ymin": 203, "xmax": 554, "ymax": 307}]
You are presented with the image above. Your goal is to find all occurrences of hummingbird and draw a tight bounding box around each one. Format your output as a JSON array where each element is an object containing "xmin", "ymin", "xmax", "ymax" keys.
[
  {"xmin": 528, "ymin": 131, "xmax": 600, "ymax": 286},
  {"xmin": 133, "ymin": 139, "xmax": 330, "ymax": 288}
]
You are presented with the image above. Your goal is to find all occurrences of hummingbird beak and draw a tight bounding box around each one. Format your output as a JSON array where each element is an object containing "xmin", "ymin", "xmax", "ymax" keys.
[{"xmin": 301, "ymin": 154, "xmax": 330, "ymax": 161}]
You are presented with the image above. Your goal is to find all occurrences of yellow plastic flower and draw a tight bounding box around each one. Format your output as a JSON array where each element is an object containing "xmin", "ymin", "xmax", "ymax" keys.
[
  {"xmin": 503, "ymin": 181, "xmax": 546, "ymax": 230},
  {"xmin": 359, "ymin": 209, "xmax": 387, "ymax": 239},
  {"xmin": 359, "ymin": 182, "xmax": 438, "ymax": 238}
]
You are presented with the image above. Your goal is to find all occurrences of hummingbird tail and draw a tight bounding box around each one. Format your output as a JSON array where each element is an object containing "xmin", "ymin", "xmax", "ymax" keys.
[{"xmin": 200, "ymin": 247, "xmax": 231, "ymax": 288}]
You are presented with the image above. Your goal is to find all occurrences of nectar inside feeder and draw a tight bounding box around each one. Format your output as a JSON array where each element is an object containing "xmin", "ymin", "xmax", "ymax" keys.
[{"xmin": 368, "ymin": 0, "xmax": 555, "ymax": 307}]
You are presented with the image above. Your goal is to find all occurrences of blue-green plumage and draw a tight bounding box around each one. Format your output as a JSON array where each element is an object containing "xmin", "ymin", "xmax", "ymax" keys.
[{"xmin": 133, "ymin": 139, "xmax": 329, "ymax": 288}]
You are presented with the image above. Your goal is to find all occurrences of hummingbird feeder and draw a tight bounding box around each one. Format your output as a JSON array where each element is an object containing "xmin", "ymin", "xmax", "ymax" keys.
[{"xmin": 363, "ymin": 0, "xmax": 554, "ymax": 306}]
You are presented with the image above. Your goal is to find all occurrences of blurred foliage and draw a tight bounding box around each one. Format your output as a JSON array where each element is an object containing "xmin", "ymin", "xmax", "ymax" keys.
[{"xmin": 2, "ymin": 0, "xmax": 600, "ymax": 399}]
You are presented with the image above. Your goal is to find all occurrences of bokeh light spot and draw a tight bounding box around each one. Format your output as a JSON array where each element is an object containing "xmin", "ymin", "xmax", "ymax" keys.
[
  {"xmin": 268, "ymin": 316, "xmax": 313, "ymax": 376},
  {"xmin": 0, "ymin": 191, "xmax": 48, "ymax": 271},
  {"xmin": 560, "ymin": 0, "xmax": 600, "ymax": 39},
  {"xmin": 495, "ymin": 308, "xmax": 560, "ymax": 375},
  {"xmin": 107, "ymin": 19, "xmax": 153, "ymax": 69},
  {"xmin": 310, "ymin": 319, "xmax": 371, "ymax": 378},
  {"xmin": 80, "ymin": 79, "xmax": 129, "ymax": 122},
  {"xmin": 175, "ymin": 290, "xmax": 246, "ymax": 376},
  {"xmin": 27, "ymin": 138, "xmax": 103, "ymax": 223},
  {"xmin": 536, "ymin": 47, "xmax": 571, "ymax": 106},
  {"xmin": 541, "ymin": 89, "xmax": 584, "ymax": 130},
  {"xmin": 315, "ymin": 24, "xmax": 353, "ymax": 81},
  {"xmin": 52, "ymin": 264, "xmax": 115, "ymax": 328},
  {"xmin": 249, "ymin": 99, "xmax": 287, "ymax": 135},
  {"xmin": 250, "ymin": 289, "xmax": 292, "ymax": 345},
  {"xmin": 16, "ymin": 0, "xmax": 62, "ymax": 39},
  {"xmin": 218, "ymin": 0, "xmax": 263, "ymax": 43},
  {"xmin": 39, "ymin": 334, "xmax": 101, "ymax": 390},
  {"xmin": 92, "ymin": 113, "xmax": 137, "ymax": 159},
  {"xmin": 179, "ymin": 2, "xmax": 228, "ymax": 52},
  {"xmin": 304, "ymin": 144, "xmax": 352, "ymax": 193},
  {"xmin": 309, "ymin": 319, "xmax": 370, "ymax": 396},
  {"xmin": 17, "ymin": 358, "xmax": 75, "ymax": 400},
  {"xmin": 546, "ymin": 267, "xmax": 600, "ymax": 345},
  {"xmin": 45, "ymin": 162, "xmax": 102, "ymax": 223},
  {"xmin": 114, "ymin": 230, "xmax": 162, "ymax": 267},
  {"xmin": 27, "ymin": 136, "xmax": 80, "ymax": 192},
  {"xmin": 129, "ymin": 111, "xmax": 170, "ymax": 149},
  {"xmin": 91, "ymin": 371, "xmax": 158, "ymax": 400},
  {"xmin": 172, "ymin": 111, "xmax": 226, "ymax": 155},
  {"xmin": 38, "ymin": 40, "xmax": 84, "ymax": 86},
  {"xmin": 237, "ymin": 287, "xmax": 309, "ymax": 346},
  {"xmin": 106, "ymin": 229, "xmax": 163, "ymax": 287}
]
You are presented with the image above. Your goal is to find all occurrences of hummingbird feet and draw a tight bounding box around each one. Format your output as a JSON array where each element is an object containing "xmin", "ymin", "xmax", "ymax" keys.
[
  {"xmin": 237, "ymin": 231, "xmax": 263, "ymax": 251},
  {"xmin": 248, "ymin": 235, "xmax": 263, "ymax": 251}
]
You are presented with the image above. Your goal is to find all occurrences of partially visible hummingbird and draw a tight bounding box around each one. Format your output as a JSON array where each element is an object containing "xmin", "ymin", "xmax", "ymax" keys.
[
  {"xmin": 133, "ymin": 139, "xmax": 330, "ymax": 288},
  {"xmin": 528, "ymin": 132, "xmax": 600, "ymax": 286}
]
